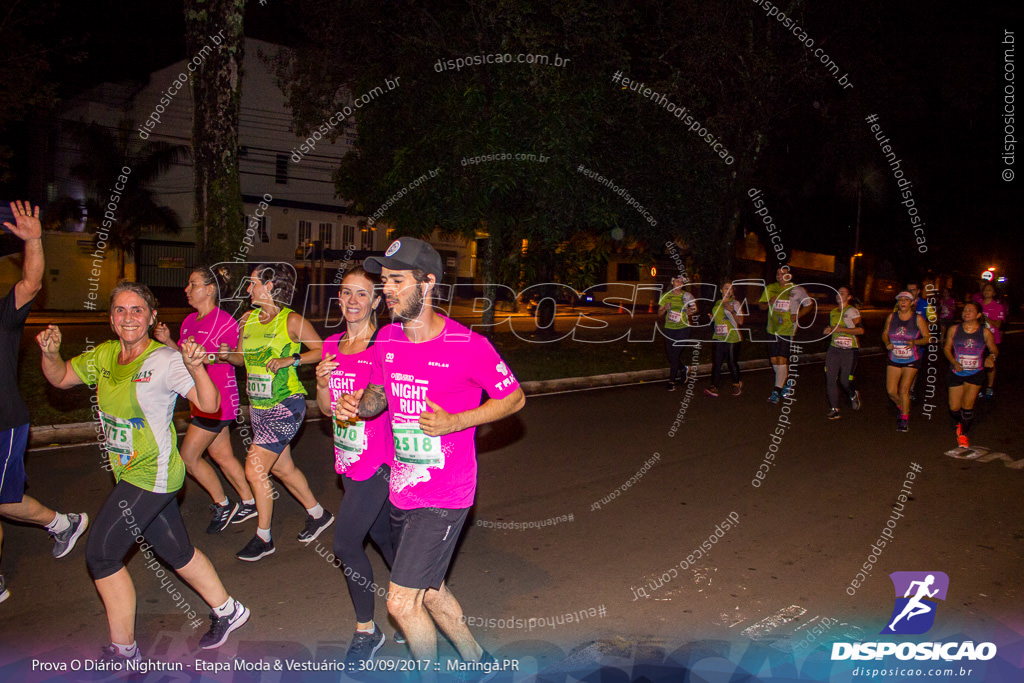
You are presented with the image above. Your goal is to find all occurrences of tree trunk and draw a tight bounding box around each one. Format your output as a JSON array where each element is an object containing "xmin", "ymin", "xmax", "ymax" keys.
[
  {"xmin": 718, "ymin": 129, "xmax": 763, "ymax": 282},
  {"xmin": 480, "ymin": 229, "xmax": 496, "ymax": 335},
  {"xmin": 185, "ymin": 0, "xmax": 245, "ymax": 264}
]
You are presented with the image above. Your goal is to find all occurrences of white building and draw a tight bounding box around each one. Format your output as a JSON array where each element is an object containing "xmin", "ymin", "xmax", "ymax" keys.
[{"xmin": 41, "ymin": 37, "xmax": 474, "ymax": 310}]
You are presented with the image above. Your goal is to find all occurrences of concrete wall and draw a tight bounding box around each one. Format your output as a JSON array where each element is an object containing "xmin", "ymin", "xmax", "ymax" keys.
[{"xmin": 0, "ymin": 232, "xmax": 121, "ymax": 310}]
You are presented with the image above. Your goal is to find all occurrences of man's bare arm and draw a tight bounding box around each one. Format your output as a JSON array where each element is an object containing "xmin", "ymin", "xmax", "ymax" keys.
[
  {"xmin": 5, "ymin": 201, "xmax": 44, "ymax": 309},
  {"xmin": 358, "ymin": 384, "xmax": 388, "ymax": 419}
]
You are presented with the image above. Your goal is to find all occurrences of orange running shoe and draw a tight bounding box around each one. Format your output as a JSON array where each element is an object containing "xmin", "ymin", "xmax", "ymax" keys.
[{"xmin": 956, "ymin": 424, "xmax": 969, "ymax": 449}]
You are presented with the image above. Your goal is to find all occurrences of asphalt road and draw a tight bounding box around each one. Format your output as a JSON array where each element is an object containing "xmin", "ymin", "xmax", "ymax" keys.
[{"xmin": 0, "ymin": 329, "xmax": 1021, "ymax": 681}]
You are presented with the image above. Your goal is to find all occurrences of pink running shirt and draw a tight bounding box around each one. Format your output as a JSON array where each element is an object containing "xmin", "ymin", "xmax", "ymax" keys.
[
  {"xmin": 978, "ymin": 299, "xmax": 1006, "ymax": 344},
  {"xmin": 322, "ymin": 333, "xmax": 393, "ymax": 481},
  {"xmin": 370, "ymin": 317, "xmax": 520, "ymax": 510},
  {"xmin": 179, "ymin": 307, "xmax": 240, "ymax": 421}
]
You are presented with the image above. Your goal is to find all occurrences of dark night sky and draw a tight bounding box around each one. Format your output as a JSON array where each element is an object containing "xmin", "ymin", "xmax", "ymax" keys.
[{"xmin": 26, "ymin": 1, "xmax": 1024, "ymax": 293}]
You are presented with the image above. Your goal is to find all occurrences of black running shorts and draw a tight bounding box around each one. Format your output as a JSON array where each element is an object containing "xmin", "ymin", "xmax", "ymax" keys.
[
  {"xmin": 389, "ymin": 506, "xmax": 469, "ymax": 590},
  {"xmin": 947, "ymin": 371, "xmax": 984, "ymax": 388}
]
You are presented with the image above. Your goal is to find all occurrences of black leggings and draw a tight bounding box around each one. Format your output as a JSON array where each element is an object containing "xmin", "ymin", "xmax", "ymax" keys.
[
  {"xmin": 825, "ymin": 346, "xmax": 859, "ymax": 410},
  {"xmin": 711, "ymin": 341, "xmax": 741, "ymax": 386},
  {"xmin": 663, "ymin": 327, "xmax": 692, "ymax": 382},
  {"xmin": 86, "ymin": 480, "xmax": 195, "ymax": 581},
  {"xmin": 333, "ymin": 464, "xmax": 395, "ymax": 623}
]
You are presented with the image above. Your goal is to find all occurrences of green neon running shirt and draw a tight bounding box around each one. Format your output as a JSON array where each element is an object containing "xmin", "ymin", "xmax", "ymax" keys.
[
  {"xmin": 711, "ymin": 299, "xmax": 743, "ymax": 343},
  {"xmin": 240, "ymin": 307, "xmax": 305, "ymax": 408},
  {"xmin": 830, "ymin": 306, "xmax": 861, "ymax": 349},
  {"xmin": 760, "ymin": 282, "xmax": 809, "ymax": 337},
  {"xmin": 71, "ymin": 340, "xmax": 194, "ymax": 493}
]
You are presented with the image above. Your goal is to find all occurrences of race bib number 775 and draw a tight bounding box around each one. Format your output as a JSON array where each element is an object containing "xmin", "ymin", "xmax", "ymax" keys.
[{"xmin": 99, "ymin": 412, "xmax": 134, "ymax": 465}]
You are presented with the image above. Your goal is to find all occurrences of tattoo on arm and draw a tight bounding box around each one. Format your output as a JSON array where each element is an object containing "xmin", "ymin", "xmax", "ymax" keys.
[{"xmin": 359, "ymin": 384, "xmax": 388, "ymax": 418}]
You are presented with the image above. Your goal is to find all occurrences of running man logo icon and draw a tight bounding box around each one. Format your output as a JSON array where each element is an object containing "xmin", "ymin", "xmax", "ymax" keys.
[{"xmin": 881, "ymin": 571, "xmax": 949, "ymax": 635}]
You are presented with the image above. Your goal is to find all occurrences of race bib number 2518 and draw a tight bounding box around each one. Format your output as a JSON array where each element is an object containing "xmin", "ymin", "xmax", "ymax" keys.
[{"xmin": 392, "ymin": 423, "xmax": 443, "ymax": 466}]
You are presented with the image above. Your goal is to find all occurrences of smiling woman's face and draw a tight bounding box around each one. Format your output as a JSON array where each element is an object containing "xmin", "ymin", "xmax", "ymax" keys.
[{"xmin": 110, "ymin": 291, "xmax": 156, "ymax": 344}]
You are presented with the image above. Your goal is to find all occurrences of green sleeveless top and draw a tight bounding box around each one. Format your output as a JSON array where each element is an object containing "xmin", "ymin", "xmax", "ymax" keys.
[{"xmin": 241, "ymin": 307, "xmax": 305, "ymax": 408}]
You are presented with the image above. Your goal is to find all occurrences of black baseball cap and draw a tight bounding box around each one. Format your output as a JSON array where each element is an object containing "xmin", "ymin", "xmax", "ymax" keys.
[{"xmin": 364, "ymin": 237, "xmax": 444, "ymax": 281}]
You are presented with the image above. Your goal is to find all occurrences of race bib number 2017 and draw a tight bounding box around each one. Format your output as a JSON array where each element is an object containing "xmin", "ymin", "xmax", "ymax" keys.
[
  {"xmin": 392, "ymin": 423, "xmax": 443, "ymax": 466},
  {"xmin": 247, "ymin": 373, "xmax": 273, "ymax": 399}
]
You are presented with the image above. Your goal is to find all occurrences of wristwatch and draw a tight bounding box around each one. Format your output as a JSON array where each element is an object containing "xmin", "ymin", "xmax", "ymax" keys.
[{"xmin": 292, "ymin": 353, "xmax": 302, "ymax": 367}]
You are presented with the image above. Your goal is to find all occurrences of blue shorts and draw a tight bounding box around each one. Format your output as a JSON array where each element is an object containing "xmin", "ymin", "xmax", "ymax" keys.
[
  {"xmin": 250, "ymin": 395, "xmax": 306, "ymax": 454},
  {"xmin": 0, "ymin": 424, "xmax": 29, "ymax": 504}
]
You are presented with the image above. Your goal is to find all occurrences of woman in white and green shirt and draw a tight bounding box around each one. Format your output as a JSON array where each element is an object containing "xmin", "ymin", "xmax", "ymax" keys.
[
  {"xmin": 705, "ymin": 281, "xmax": 745, "ymax": 397},
  {"xmin": 38, "ymin": 282, "xmax": 249, "ymax": 661},
  {"xmin": 823, "ymin": 285, "xmax": 864, "ymax": 419},
  {"xmin": 658, "ymin": 275, "xmax": 697, "ymax": 390}
]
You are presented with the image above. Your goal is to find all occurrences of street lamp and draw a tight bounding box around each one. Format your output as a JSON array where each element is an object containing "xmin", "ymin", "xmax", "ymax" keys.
[{"xmin": 849, "ymin": 252, "xmax": 863, "ymax": 281}]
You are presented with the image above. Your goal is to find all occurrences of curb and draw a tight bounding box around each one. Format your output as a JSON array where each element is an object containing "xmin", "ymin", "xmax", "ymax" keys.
[{"xmin": 28, "ymin": 346, "xmax": 882, "ymax": 449}]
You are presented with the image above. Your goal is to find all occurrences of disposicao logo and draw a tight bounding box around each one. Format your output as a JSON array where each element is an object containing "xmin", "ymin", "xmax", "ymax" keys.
[
  {"xmin": 831, "ymin": 571, "xmax": 997, "ymax": 662},
  {"xmin": 882, "ymin": 571, "xmax": 948, "ymax": 635}
]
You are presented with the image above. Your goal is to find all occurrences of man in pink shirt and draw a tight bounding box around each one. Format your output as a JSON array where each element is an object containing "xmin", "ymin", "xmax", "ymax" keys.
[{"xmin": 336, "ymin": 238, "xmax": 525, "ymax": 673}]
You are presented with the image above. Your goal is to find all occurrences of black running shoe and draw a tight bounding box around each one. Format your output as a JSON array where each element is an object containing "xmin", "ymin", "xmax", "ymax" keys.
[
  {"xmin": 99, "ymin": 643, "xmax": 142, "ymax": 664},
  {"xmin": 199, "ymin": 600, "xmax": 250, "ymax": 649},
  {"xmin": 52, "ymin": 513, "xmax": 89, "ymax": 559},
  {"xmin": 206, "ymin": 501, "xmax": 238, "ymax": 534},
  {"xmin": 0, "ymin": 573, "xmax": 8, "ymax": 604},
  {"xmin": 231, "ymin": 501, "xmax": 258, "ymax": 524},
  {"xmin": 236, "ymin": 535, "xmax": 275, "ymax": 562},
  {"xmin": 345, "ymin": 626, "xmax": 385, "ymax": 665},
  {"xmin": 297, "ymin": 511, "xmax": 334, "ymax": 544}
]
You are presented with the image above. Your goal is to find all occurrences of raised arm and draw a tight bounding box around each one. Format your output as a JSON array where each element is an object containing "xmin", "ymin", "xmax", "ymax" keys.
[
  {"xmin": 4, "ymin": 201, "xmax": 44, "ymax": 310},
  {"xmin": 36, "ymin": 325, "xmax": 84, "ymax": 389}
]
